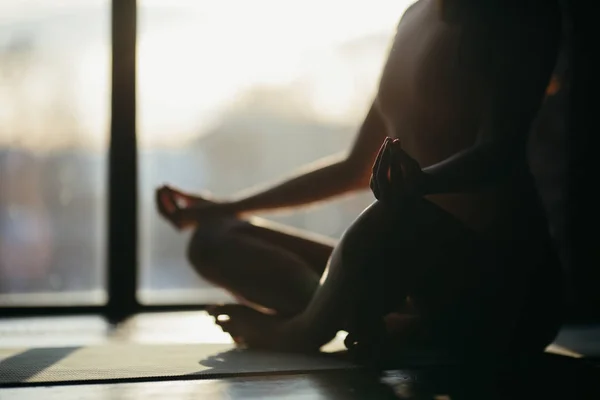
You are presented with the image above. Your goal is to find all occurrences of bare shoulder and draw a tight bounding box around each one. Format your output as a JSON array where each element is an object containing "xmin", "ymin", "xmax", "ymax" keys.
[{"xmin": 395, "ymin": 0, "xmax": 426, "ymax": 30}]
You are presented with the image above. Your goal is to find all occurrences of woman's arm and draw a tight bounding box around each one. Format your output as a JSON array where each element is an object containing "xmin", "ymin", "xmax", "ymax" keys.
[
  {"xmin": 221, "ymin": 102, "xmax": 389, "ymax": 215},
  {"xmin": 277, "ymin": 199, "xmax": 391, "ymax": 349}
]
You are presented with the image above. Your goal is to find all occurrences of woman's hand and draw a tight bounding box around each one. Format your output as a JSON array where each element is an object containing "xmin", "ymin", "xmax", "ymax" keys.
[
  {"xmin": 155, "ymin": 185, "xmax": 234, "ymax": 230},
  {"xmin": 207, "ymin": 304, "xmax": 316, "ymax": 353},
  {"xmin": 369, "ymin": 137, "xmax": 426, "ymax": 202}
]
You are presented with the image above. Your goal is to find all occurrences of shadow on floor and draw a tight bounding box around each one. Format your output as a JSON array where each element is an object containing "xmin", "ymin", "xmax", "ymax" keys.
[
  {"xmin": 195, "ymin": 347, "xmax": 356, "ymax": 377},
  {"xmin": 195, "ymin": 348, "xmax": 599, "ymax": 399},
  {"xmin": 0, "ymin": 347, "xmax": 80, "ymax": 384}
]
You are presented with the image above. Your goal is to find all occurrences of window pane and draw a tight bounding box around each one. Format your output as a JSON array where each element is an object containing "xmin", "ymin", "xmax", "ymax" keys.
[
  {"xmin": 138, "ymin": 1, "xmax": 412, "ymax": 304},
  {"xmin": 0, "ymin": 1, "xmax": 109, "ymax": 305}
]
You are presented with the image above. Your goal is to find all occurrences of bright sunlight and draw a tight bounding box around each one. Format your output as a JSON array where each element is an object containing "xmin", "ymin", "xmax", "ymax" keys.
[{"xmin": 0, "ymin": 0, "xmax": 413, "ymax": 150}]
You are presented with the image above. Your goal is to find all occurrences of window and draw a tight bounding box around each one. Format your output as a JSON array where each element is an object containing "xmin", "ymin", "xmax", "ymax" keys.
[
  {"xmin": 137, "ymin": 1, "xmax": 411, "ymax": 304},
  {"xmin": 0, "ymin": 1, "xmax": 110, "ymax": 305}
]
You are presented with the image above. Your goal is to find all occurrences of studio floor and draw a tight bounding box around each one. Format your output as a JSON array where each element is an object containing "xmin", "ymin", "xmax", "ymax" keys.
[{"xmin": 0, "ymin": 312, "xmax": 598, "ymax": 399}]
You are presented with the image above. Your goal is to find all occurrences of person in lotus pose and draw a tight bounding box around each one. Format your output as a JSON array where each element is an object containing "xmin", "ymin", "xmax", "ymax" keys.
[{"xmin": 157, "ymin": 0, "xmax": 564, "ymax": 361}]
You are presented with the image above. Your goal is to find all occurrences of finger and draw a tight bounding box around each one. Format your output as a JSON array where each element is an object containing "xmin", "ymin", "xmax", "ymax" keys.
[
  {"xmin": 156, "ymin": 188, "xmax": 169, "ymax": 216},
  {"xmin": 167, "ymin": 190, "xmax": 188, "ymax": 211},
  {"xmin": 369, "ymin": 173, "xmax": 379, "ymax": 200},
  {"xmin": 395, "ymin": 146, "xmax": 422, "ymax": 194},
  {"xmin": 396, "ymin": 144, "xmax": 420, "ymax": 172},
  {"xmin": 157, "ymin": 189, "xmax": 179, "ymax": 223},
  {"xmin": 164, "ymin": 186, "xmax": 195, "ymax": 208},
  {"xmin": 370, "ymin": 138, "xmax": 390, "ymax": 200},
  {"xmin": 160, "ymin": 191, "xmax": 178, "ymax": 214},
  {"xmin": 170, "ymin": 192, "xmax": 191, "ymax": 209},
  {"xmin": 389, "ymin": 140, "xmax": 405, "ymax": 199},
  {"xmin": 375, "ymin": 140, "xmax": 393, "ymax": 202},
  {"xmin": 169, "ymin": 186, "xmax": 206, "ymax": 207},
  {"xmin": 160, "ymin": 186, "xmax": 184, "ymax": 208},
  {"xmin": 177, "ymin": 190, "xmax": 198, "ymax": 203},
  {"xmin": 163, "ymin": 185, "xmax": 182, "ymax": 196},
  {"xmin": 371, "ymin": 138, "xmax": 388, "ymax": 200}
]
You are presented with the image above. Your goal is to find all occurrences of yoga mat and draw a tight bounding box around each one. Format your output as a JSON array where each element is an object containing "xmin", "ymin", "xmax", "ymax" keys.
[
  {"xmin": 0, "ymin": 343, "xmax": 357, "ymax": 387},
  {"xmin": 1, "ymin": 342, "xmax": 579, "ymax": 388},
  {"xmin": 0, "ymin": 310, "xmax": 588, "ymax": 388}
]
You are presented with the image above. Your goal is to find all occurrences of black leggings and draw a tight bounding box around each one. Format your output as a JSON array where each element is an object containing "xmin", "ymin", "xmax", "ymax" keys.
[
  {"xmin": 344, "ymin": 138, "xmax": 565, "ymax": 362},
  {"xmin": 347, "ymin": 196, "xmax": 564, "ymax": 362}
]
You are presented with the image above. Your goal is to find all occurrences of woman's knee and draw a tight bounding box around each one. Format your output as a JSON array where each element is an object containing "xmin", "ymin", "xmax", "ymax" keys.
[{"xmin": 186, "ymin": 217, "xmax": 246, "ymax": 276}]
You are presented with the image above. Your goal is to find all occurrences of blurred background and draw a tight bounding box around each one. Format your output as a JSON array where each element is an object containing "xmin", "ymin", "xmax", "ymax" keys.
[{"xmin": 0, "ymin": 0, "xmax": 413, "ymax": 306}]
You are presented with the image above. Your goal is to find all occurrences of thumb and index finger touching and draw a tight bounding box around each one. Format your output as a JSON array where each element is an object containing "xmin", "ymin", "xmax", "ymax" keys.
[{"xmin": 156, "ymin": 185, "xmax": 197, "ymax": 229}]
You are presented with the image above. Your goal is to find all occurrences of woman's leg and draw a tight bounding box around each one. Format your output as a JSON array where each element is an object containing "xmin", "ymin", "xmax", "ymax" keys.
[
  {"xmin": 399, "ymin": 205, "xmax": 564, "ymax": 361},
  {"xmin": 187, "ymin": 216, "xmax": 335, "ymax": 317},
  {"xmin": 235, "ymin": 216, "xmax": 336, "ymax": 275},
  {"xmin": 345, "ymin": 196, "xmax": 563, "ymax": 362},
  {"xmin": 508, "ymin": 238, "xmax": 565, "ymax": 355},
  {"xmin": 343, "ymin": 196, "xmax": 485, "ymax": 360}
]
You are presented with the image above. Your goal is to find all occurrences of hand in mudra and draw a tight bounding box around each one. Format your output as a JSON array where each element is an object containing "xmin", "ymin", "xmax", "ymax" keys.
[
  {"xmin": 155, "ymin": 185, "xmax": 228, "ymax": 230},
  {"xmin": 370, "ymin": 137, "xmax": 425, "ymax": 202}
]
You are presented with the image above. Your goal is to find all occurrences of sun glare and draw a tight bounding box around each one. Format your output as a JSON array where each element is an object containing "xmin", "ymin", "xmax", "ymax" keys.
[{"xmin": 1, "ymin": 0, "xmax": 413, "ymax": 150}]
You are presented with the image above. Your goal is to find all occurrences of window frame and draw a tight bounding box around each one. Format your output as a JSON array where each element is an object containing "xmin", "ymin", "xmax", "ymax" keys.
[{"xmin": 0, "ymin": 0, "xmax": 208, "ymax": 322}]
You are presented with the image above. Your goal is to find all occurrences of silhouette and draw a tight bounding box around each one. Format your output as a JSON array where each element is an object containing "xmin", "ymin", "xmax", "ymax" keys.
[{"xmin": 157, "ymin": 0, "xmax": 564, "ymax": 362}]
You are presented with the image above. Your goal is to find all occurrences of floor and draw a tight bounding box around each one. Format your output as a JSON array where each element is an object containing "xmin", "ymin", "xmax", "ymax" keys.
[
  {"xmin": 0, "ymin": 312, "xmax": 598, "ymax": 399},
  {"xmin": 1, "ymin": 358, "xmax": 598, "ymax": 400}
]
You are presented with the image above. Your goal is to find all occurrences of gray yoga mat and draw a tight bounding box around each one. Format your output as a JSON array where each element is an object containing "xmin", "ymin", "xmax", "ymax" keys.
[
  {"xmin": 0, "ymin": 343, "xmax": 357, "ymax": 386},
  {"xmin": 0, "ymin": 308, "xmax": 587, "ymax": 388},
  {"xmin": 0, "ymin": 342, "xmax": 580, "ymax": 387}
]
